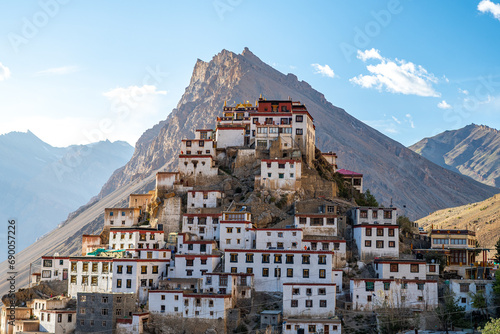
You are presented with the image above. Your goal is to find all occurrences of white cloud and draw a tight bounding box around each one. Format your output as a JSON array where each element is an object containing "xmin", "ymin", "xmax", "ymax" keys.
[
  {"xmin": 392, "ymin": 116, "xmax": 401, "ymax": 124},
  {"xmin": 364, "ymin": 119, "xmax": 399, "ymax": 134},
  {"xmin": 458, "ymin": 88, "xmax": 469, "ymax": 95},
  {"xmin": 311, "ymin": 63, "xmax": 335, "ymax": 78},
  {"xmin": 0, "ymin": 62, "xmax": 11, "ymax": 81},
  {"xmin": 356, "ymin": 48, "xmax": 382, "ymax": 62},
  {"xmin": 35, "ymin": 65, "xmax": 80, "ymax": 76},
  {"xmin": 478, "ymin": 0, "xmax": 500, "ymax": 21},
  {"xmin": 437, "ymin": 100, "xmax": 452, "ymax": 109},
  {"xmin": 350, "ymin": 49, "xmax": 440, "ymax": 97},
  {"xmin": 406, "ymin": 113, "xmax": 415, "ymax": 128}
]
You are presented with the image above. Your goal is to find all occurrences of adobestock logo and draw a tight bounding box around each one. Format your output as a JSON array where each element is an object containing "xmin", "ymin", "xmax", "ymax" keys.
[
  {"xmin": 8, "ymin": 0, "xmax": 71, "ymax": 53},
  {"xmin": 339, "ymin": 0, "xmax": 403, "ymax": 63}
]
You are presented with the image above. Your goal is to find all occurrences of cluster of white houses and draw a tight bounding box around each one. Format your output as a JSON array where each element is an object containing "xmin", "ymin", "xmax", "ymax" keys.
[{"xmin": 4, "ymin": 98, "xmax": 495, "ymax": 334}]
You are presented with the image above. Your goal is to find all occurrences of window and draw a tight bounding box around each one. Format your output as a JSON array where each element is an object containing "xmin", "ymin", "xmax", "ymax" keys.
[
  {"xmin": 319, "ymin": 269, "xmax": 326, "ymax": 278},
  {"xmin": 367, "ymin": 295, "xmax": 372, "ymax": 302},
  {"xmin": 141, "ymin": 266, "xmax": 147, "ymax": 274},
  {"xmin": 376, "ymin": 240, "xmax": 384, "ymax": 248},
  {"xmin": 274, "ymin": 268, "xmax": 281, "ymax": 277},
  {"xmin": 220, "ymin": 276, "xmax": 228, "ymax": 286},
  {"xmin": 360, "ymin": 210, "xmax": 368, "ymax": 218},
  {"xmin": 226, "ymin": 227, "xmax": 233, "ymax": 233},
  {"xmin": 291, "ymin": 300, "xmax": 298, "ymax": 307},
  {"xmin": 461, "ymin": 297, "xmax": 467, "ymax": 303},
  {"xmin": 82, "ymin": 276, "xmax": 88, "ymax": 285},
  {"xmin": 384, "ymin": 282, "xmax": 390, "ymax": 290},
  {"xmin": 262, "ymin": 268, "xmax": 269, "ymax": 277},
  {"xmin": 390, "ymin": 264, "xmax": 398, "ymax": 272},
  {"xmin": 71, "ymin": 275, "xmax": 76, "ymax": 284},
  {"xmin": 429, "ymin": 264, "xmax": 436, "ymax": 272},
  {"xmin": 388, "ymin": 229, "xmax": 395, "ymax": 237},
  {"xmin": 389, "ymin": 241, "xmax": 396, "ymax": 248},
  {"xmin": 477, "ymin": 284, "xmax": 486, "ymax": 292},
  {"xmin": 246, "ymin": 267, "xmax": 253, "ymax": 274},
  {"xmin": 274, "ymin": 254, "xmax": 282, "ymax": 263},
  {"xmin": 91, "ymin": 276, "xmax": 98, "ymax": 286},
  {"xmin": 401, "ymin": 282, "xmax": 408, "ymax": 289},
  {"xmin": 306, "ymin": 300, "xmax": 313, "ymax": 308},
  {"xmin": 79, "ymin": 295, "xmax": 86, "ymax": 302},
  {"xmin": 101, "ymin": 309, "xmax": 108, "ymax": 316},
  {"xmin": 262, "ymin": 254, "xmax": 270, "ymax": 263},
  {"xmin": 116, "ymin": 309, "xmax": 122, "ymax": 316},
  {"xmin": 126, "ymin": 266, "xmax": 133, "ymax": 274},
  {"xmin": 302, "ymin": 255, "xmax": 310, "ymax": 264},
  {"xmin": 286, "ymin": 254, "xmax": 294, "ymax": 264},
  {"xmin": 320, "ymin": 300, "xmax": 327, "ymax": 308},
  {"xmin": 68, "ymin": 314, "xmax": 72, "ymax": 322},
  {"xmin": 460, "ymin": 284, "xmax": 469, "ymax": 293},
  {"xmin": 126, "ymin": 279, "xmax": 131, "ymax": 288},
  {"xmin": 296, "ymin": 115, "xmax": 303, "ymax": 122},
  {"xmin": 201, "ymin": 259, "xmax": 207, "ymax": 265},
  {"xmin": 410, "ymin": 264, "xmax": 419, "ymax": 273},
  {"xmin": 278, "ymin": 173, "xmax": 284, "ymax": 179},
  {"xmin": 365, "ymin": 240, "xmax": 371, "ymax": 247},
  {"xmin": 296, "ymin": 128, "xmax": 303, "ymax": 135},
  {"xmin": 318, "ymin": 255, "xmax": 327, "ymax": 264},
  {"xmin": 377, "ymin": 228, "xmax": 384, "ymax": 236},
  {"xmin": 303, "ymin": 269, "xmax": 309, "ymax": 278},
  {"xmin": 366, "ymin": 281, "xmax": 374, "ymax": 291},
  {"xmin": 372, "ymin": 211, "xmax": 378, "ymax": 218},
  {"xmin": 117, "ymin": 279, "xmax": 122, "ymax": 288},
  {"xmin": 43, "ymin": 259, "xmax": 53, "ymax": 267},
  {"xmin": 366, "ymin": 228, "xmax": 372, "ymax": 236},
  {"xmin": 230, "ymin": 253, "xmax": 238, "ymax": 262},
  {"xmin": 82, "ymin": 262, "xmax": 89, "ymax": 271},
  {"xmin": 384, "ymin": 210, "xmax": 392, "ymax": 219},
  {"xmin": 231, "ymin": 267, "xmax": 237, "ymax": 273},
  {"xmin": 287, "ymin": 268, "xmax": 293, "ymax": 277},
  {"xmin": 245, "ymin": 253, "xmax": 254, "ymax": 263},
  {"xmin": 417, "ymin": 283, "xmax": 425, "ymax": 290}
]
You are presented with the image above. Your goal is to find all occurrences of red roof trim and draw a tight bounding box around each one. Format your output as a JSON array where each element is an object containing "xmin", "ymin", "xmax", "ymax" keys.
[
  {"xmin": 261, "ymin": 159, "xmax": 301, "ymax": 164},
  {"xmin": 178, "ymin": 154, "xmax": 214, "ymax": 159},
  {"xmin": 184, "ymin": 213, "xmax": 222, "ymax": 218},
  {"xmin": 216, "ymin": 127, "xmax": 245, "ymax": 130},
  {"xmin": 283, "ymin": 283, "xmax": 336, "ymax": 286},
  {"xmin": 225, "ymin": 249, "xmax": 332, "ymax": 255},
  {"xmin": 353, "ymin": 225, "xmax": 399, "ymax": 229}
]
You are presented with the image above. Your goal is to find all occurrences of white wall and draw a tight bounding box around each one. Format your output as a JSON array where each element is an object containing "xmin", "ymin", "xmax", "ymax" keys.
[
  {"xmin": 104, "ymin": 208, "xmax": 141, "ymax": 227},
  {"xmin": 109, "ymin": 228, "xmax": 165, "ymax": 251},
  {"xmin": 181, "ymin": 139, "xmax": 215, "ymax": 158},
  {"xmin": 182, "ymin": 214, "xmax": 221, "ymax": 241},
  {"xmin": 258, "ymin": 160, "xmax": 301, "ymax": 191},
  {"xmin": 283, "ymin": 283, "xmax": 336, "ymax": 318},
  {"xmin": 255, "ymin": 229, "xmax": 302, "ymax": 250},
  {"xmin": 40, "ymin": 257, "xmax": 69, "ymax": 282},
  {"xmin": 224, "ymin": 250, "xmax": 333, "ymax": 292},
  {"xmin": 178, "ymin": 156, "xmax": 218, "ymax": 179},
  {"xmin": 282, "ymin": 319, "xmax": 341, "ymax": 334},
  {"xmin": 39, "ymin": 311, "xmax": 76, "ymax": 334},
  {"xmin": 350, "ymin": 279, "xmax": 438, "ymax": 311},
  {"xmin": 353, "ymin": 225, "xmax": 399, "ymax": 260},
  {"xmin": 68, "ymin": 259, "xmax": 113, "ymax": 297},
  {"xmin": 149, "ymin": 291, "xmax": 231, "ymax": 319},
  {"xmin": 187, "ymin": 191, "xmax": 222, "ymax": 209},
  {"xmin": 374, "ymin": 261, "xmax": 427, "ymax": 280},
  {"xmin": 294, "ymin": 214, "xmax": 338, "ymax": 236},
  {"xmin": 219, "ymin": 222, "xmax": 254, "ymax": 250},
  {"xmin": 216, "ymin": 128, "xmax": 245, "ymax": 148},
  {"xmin": 450, "ymin": 280, "xmax": 494, "ymax": 312}
]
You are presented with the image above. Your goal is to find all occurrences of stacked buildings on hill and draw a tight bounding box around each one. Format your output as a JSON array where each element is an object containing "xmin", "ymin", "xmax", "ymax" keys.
[{"xmin": 3, "ymin": 97, "xmax": 494, "ymax": 334}]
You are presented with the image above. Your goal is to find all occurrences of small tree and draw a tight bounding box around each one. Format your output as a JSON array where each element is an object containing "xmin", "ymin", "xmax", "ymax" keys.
[
  {"xmin": 435, "ymin": 290, "xmax": 467, "ymax": 333},
  {"xmin": 494, "ymin": 237, "xmax": 500, "ymax": 264},
  {"xmin": 398, "ymin": 216, "xmax": 416, "ymax": 237},
  {"xmin": 470, "ymin": 290, "xmax": 489, "ymax": 318},
  {"xmin": 481, "ymin": 318, "xmax": 500, "ymax": 334}
]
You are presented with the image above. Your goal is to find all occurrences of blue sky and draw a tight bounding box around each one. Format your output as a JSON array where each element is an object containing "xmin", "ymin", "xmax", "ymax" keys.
[{"xmin": 1, "ymin": 0, "xmax": 500, "ymax": 147}]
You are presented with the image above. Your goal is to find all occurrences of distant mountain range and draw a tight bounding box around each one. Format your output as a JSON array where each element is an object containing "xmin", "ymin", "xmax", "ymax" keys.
[
  {"xmin": 0, "ymin": 131, "xmax": 133, "ymax": 259},
  {"xmin": 409, "ymin": 124, "xmax": 500, "ymax": 188}
]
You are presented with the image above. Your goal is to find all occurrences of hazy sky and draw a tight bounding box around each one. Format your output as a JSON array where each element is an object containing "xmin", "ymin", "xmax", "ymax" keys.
[{"xmin": 1, "ymin": 1, "xmax": 500, "ymax": 147}]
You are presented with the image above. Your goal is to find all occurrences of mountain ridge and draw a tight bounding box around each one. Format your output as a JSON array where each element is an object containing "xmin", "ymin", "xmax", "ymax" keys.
[
  {"xmin": 409, "ymin": 124, "xmax": 500, "ymax": 187},
  {"xmin": 0, "ymin": 131, "xmax": 134, "ymax": 259}
]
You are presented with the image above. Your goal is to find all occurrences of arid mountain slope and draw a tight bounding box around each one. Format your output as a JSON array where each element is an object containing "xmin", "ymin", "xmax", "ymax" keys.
[
  {"xmin": 410, "ymin": 124, "xmax": 500, "ymax": 187},
  {"xmin": 98, "ymin": 48, "xmax": 498, "ymax": 219},
  {"xmin": 417, "ymin": 194, "xmax": 500, "ymax": 253}
]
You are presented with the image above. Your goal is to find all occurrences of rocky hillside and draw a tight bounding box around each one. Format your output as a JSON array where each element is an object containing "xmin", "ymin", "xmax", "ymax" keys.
[
  {"xmin": 98, "ymin": 48, "xmax": 498, "ymax": 219},
  {"xmin": 0, "ymin": 131, "xmax": 133, "ymax": 259},
  {"xmin": 416, "ymin": 194, "xmax": 500, "ymax": 253},
  {"xmin": 409, "ymin": 124, "xmax": 500, "ymax": 187}
]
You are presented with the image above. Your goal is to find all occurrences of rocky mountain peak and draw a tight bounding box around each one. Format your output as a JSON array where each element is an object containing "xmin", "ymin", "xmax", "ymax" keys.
[{"xmin": 97, "ymin": 49, "xmax": 499, "ymax": 219}]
